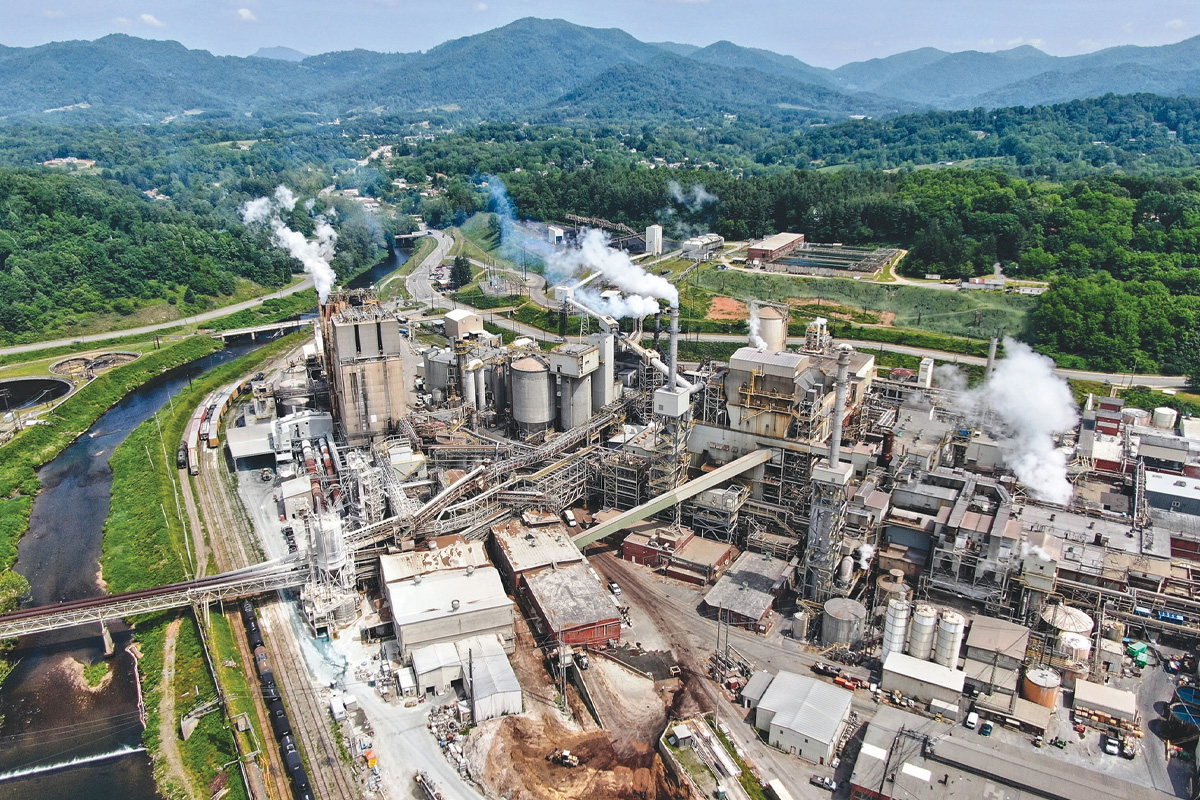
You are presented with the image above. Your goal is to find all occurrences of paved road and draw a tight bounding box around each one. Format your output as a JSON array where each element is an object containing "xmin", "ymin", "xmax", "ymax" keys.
[
  {"xmin": 405, "ymin": 229, "xmax": 453, "ymax": 308},
  {"xmin": 0, "ymin": 276, "xmax": 315, "ymax": 357},
  {"xmin": 404, "ymin": 252, "xmax": 1189, "ymax": 389}
]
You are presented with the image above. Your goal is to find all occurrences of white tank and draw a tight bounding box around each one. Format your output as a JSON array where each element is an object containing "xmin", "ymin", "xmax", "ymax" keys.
[
  {"xmin": 1123, "ymin": 407, "xmax": 1151, "ymax": 426},
  {"xmin": 475, "ymin": 365, "xmax": 487, "ymax": 411},
  {"xmin": 1153, "ymin": 406, "xmax": 1179, "ymax": 430},
  {"xmin": 559, "ymin": 374, "xmax": 592, "ymax": 430},
  {"xmin": 907, "ymin": 604, "xmax": 938, "ymax": 660},
  {"xmin": 933, "ymin": 611, "xmax": 965, "ymax": 668},
  {"xmin": 462, "ymin": 364, "xmax": 477, "ymax": 408},
  {"xmin": 756, "ymin": 306, "xmax": 787, "ymax": 352},
  {"xmin": 837, "ymin": 555, "xmax": 854, "ymax": 585},
  {"xmin": 315, "ymin": 514, "xmax": 348, "ymax": 574},
  {"xmin": 882, "ymin": 600, "xmax": 911, "ymax": 661},
  {"xmin": 1058, "ymin": 631, "xmax": 1092, "ymax": 662},
  {"xmin": 510, "ymin": 357, "xmax": 553, "ymax": 434}
]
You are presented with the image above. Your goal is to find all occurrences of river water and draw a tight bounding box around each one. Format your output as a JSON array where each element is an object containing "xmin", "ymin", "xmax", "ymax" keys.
[
  {"xmin": 0, "ymin": 245, "xmax": 412, "ymax": 798},
  {"xmin": 0, "ymin": 340, "xmax": 262, "ymax": 800}
]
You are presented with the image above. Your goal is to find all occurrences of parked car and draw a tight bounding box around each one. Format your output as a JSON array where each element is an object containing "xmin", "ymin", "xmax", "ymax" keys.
[
  {"xmin": 980, "ymin": 722, "xmax": 993, "ymax": 736},
  {"xmin": 811, "ymin": 662, "xmax": 841, "ymax": 677},
  {"xmin": 1102, "ymin": 735, "xmax": 1121, "ymax": 756},
  {"xmin": 809, "ymin": 775, "xmax": 837, "ymax": 791},
  {"xmin": 607, "ymin": 581, "xmax": 622, "ymax": 597}
]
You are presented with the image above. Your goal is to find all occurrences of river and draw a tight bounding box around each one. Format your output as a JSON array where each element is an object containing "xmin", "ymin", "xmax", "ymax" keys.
[{"xmin": 0, "ymin": 339, "xmax": 263, "ymax": 800}]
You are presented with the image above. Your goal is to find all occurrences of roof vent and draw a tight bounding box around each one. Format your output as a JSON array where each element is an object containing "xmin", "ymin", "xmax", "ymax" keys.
[
  {"xmin": 466, "ymin": 565, "xmax": 475, "ymax": 576},
  {"xmin": 451, "ymin": 599, "xmax": 461, "ymax": 611}
]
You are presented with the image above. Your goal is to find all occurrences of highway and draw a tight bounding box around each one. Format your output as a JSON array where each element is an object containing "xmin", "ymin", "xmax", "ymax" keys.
[{"xmin": 0, "ymin": 276, "xmax": 316, "ymax": 357}]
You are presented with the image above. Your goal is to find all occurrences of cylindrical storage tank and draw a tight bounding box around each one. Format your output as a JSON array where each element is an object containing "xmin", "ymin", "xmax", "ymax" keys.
[
  {"xmin": 1057, "ymin": 631, "xmax": 1092, "ymax": 662},
  {"xmin": 1040, "ymin": 605, "xmax": 1094, "ymax": 637},
  {"xmin": 559, "ymin": 374, "xmax": 592, "ymax": 431},
  {"xmin": 874, "ymin": 569, "xmax": 908, "ymax": 608},
  {"xmin": 1154, "ymin": 406, "xmax": 1179, "ymax": 430},
  {"xmin": 756, "ymin": 306, "xmax": 787, "ymax": 352},
  {"xmin": 424, "ymin": 350, "xmax": 453, "ymax": 393},
  {"xmin": 1061, "ymin": 661, "xmax": 1089, "ymax": 691},
  {"xmin": 907, "ymin": 604, "xmax": 938, "ymax": 660},
  {"xmin": 1022, "ymin": 667, "xmax": 1062, "ymax": 709},
  {"xmin": 1168, "ymin": 704, "xmax": 1200, "ymax": 738},
  {"xmin": 882, "ymin": 600, "xmax": 911, "ymax": 661},
  {"xmin": 837, "ymin": 555, "xmax": 854, "ymax": 586},
  {"xmin": 475, "ymin": 365, "xmax": 487, "ymax": 411},
  {"xmin": 821, "ymin": 598, "xmax": 867, "ymax": 647},
  {"xmin": 1176, "ymin": 684, "xmax": 1200, "ymax": 710},
  {"xmin": 1103, "ymin": 621, "xmax": 1125, "ymax": 641},
  {"xmin": 933, "ymin": 611, "xmax": 965, "ymax": 668},
  {"xmin": 315, "ymin": 516, "xmax": 348, "ymax": 574},
  {"xmin": 791, "ymin": 612, "xmax": 809, "ymax": 641},
  {"xmin": 510, "ymin": 357, "xmax": 553, "ymax": 434},
  {"xmin": 462, "ymin": 364, "xmax": 477, "ymax": 408}
]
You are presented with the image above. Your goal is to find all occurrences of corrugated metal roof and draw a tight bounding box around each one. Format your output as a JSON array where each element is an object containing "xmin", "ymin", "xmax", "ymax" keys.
[
  {"xmin": 757, "ymin": 670, "xmax": 852, "ymax": 744},
  {"xmin": 882, "ymin": 651, "xmax": 966, "ymax": 693}
]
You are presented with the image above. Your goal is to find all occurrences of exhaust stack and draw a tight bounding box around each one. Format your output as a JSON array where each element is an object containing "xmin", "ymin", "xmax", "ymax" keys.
[
  {"xmin": 668, "ymin": 305, "xmax": 680, "ymax": 391},
  {"xmin": 987, "ymin": 336, "xmax": 998, "ymax": 377},
  {"xmin": 829, "ymin": 345, "xmax": 853, "ymax": 465}
]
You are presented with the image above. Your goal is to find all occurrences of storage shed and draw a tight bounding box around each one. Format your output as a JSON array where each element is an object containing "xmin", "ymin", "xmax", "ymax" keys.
[
  {"xmin": 881, "ymin": 651, "xmax": 965, "ymax": 706},
  {"xmin": 753, "ymin": 670, "xmax": 853, "ymax": 765}
]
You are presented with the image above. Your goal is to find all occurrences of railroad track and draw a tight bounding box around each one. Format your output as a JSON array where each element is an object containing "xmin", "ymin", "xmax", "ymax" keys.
[{"xmin": 194, "ymin": 413, "xmax": 359, "ymax": 799}]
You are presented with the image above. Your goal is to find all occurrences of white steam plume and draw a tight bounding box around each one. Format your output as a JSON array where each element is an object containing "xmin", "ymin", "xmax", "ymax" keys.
[
  {"xmin": 942, "ymin": 337, "xmax": 1078, "ymax": 505},
  {"xmin": 748, "ymin": 302, "xmax": 767, "ymax": 350},
  {"xmin": 575, "ymin": 289, "xmax": 660, "ymax": 319},
  {"xmin": 550, "ymin": 229, "xmax": 678, "ymax": 308},
  {"xmin": 241, "ymin": 187, "xmax": 338, "ymax": 302},
  {"xmin": 858, "ymin": 543, "xmax": 875, "ymax": 570},
  {"xmin": 668, "ymin": 181, "xmax": 717, "ymax": 212}
]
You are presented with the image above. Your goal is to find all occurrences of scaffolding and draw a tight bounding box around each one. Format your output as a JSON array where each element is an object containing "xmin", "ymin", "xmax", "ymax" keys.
[
  {"xmin": 686, "ymin": 485, "xmax": 748, "ymax": 543},
  {"xmin": 345, "ymin": 449, "xmax": 386, "ymax": 527},
  {"xmin": 632, "ymin": 361, "xmax": 664, "ymax": 425},
  {"xmin": 760, "ymin": 447, "xmax": 814, "ymax": 529},
  {"xmin": 648, "ymin": 415, "xmax": 691, "ymax": 526},
  {"xmin": 598, "ymin": 451, "xmax": 647, "ymax": 511},
  {"xmin": 801, "ymin": 471, "xmax": 848, "ymax": 603},
  {"xmin": 697, "ymin": 370, "xmax": 729, "ymax": 427}
]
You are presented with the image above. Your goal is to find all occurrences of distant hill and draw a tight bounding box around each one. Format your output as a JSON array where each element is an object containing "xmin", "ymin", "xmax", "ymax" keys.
[
  {"xmin": 5, "ymin": 19, "xmax": 1200, "ymax": 124},
  {"xmin": 251, "ymin": 46, "xmax": 308, "ymax": 62}
]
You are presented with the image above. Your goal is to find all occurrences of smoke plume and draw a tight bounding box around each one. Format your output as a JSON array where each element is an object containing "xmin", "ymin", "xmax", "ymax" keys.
[
  {"xmin": 667, "ymin": 181, "xmax": 717, "ymax": 212},
  {"xmin": 748, "ymin": 302, "xmax": 768, "ymax": 350},
  {"xmin": 943, "ymin": 337, "xmax": 1078, "ymax": 504},
  {"xmin": 551, "ymin": 229, "xmax": 678, "ymax": 308},
  {"xmin": 574, "ymin": 288, "xmax": 661, "ymax": 319},
  {"xmin": 242, "ymin": 186, "xmax": 338, "ymax": 302}
]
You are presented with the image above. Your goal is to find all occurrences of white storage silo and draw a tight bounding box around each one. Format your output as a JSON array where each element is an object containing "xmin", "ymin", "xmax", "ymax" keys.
[
  {"xmin": 933, "ymin": 611, "xmax": 965, "ymax": 669},
  {"xmin": 475, "ymin": 364, "xmax": 488, "ymax": 411},
  {"xmin": 756, "ymin": 306, "xmax": 787, "ymax": 352},
  {"xmin": 510, "ymin": 356, "xmax": 553, "ymax": 435},
  {"xmin": 559, "ymin": 374, "xmax": 592, "ymax": 430},
  {"xmin": 1123, "ymin": 407, "xmax": 1151, "ymax": 427},
  {"xmin": 907, "ymin": 604, "xmax": 938, "ymax": 660},
  {"xmin": 1057, "ymin": 631, "xmax": 1092, "ymax": 662},
  {"xmin": 882, "ymin": 599, "xmax": 911, "ymax": 661},
  {"xmin": 1153, "ymin": 406, "xmax": 1179, "ymax": 430}
]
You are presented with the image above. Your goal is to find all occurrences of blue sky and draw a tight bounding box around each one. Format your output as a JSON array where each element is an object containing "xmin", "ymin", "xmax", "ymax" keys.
[{"xmin": 5, "ymin": 0, "xmax": 1200, "ymax": 68}]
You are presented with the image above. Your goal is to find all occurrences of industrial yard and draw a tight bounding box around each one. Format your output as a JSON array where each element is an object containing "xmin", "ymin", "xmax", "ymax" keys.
[{"xmin": 10, "ymin": 223, "xmax": 1200, "ymax": 800}]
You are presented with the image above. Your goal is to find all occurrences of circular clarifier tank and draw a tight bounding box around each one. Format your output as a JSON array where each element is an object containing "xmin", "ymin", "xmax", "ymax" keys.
[{"xmin": 0, "ymin": 377, "xmax": 72, "ymax": 411}]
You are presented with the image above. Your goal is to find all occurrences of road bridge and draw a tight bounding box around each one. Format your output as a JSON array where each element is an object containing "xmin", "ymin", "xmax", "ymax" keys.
[
  {"xmin": 212, "ymin": 318, "xmax": 312, "ymax": 341},
  {"xmin": 0, "ymin": 559, "xmax": 306, "ymax": 638}
]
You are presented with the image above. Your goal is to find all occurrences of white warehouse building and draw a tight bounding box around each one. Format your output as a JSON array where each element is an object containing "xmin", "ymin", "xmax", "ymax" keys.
[{"xmin": 753, "ymin": 670, "xmax": 853, "ymax": 765}]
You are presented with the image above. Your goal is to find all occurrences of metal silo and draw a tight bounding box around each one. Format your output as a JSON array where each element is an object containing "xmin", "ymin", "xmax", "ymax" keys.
[
  {"xmin": 882, "ymin": 599, "xmax": 911, "ymax": 661},
  {"xmin": 933, "ymin": 611, "xmax": 965, "ymax": 669},
  {"xmin": 558, "ymin": 374, "xmax": 592, "ymax": 430},
  {"xmin": 510, "ymin": 356, "xmax": 553, "ymax": 435},
  {"xmin": 907, "ymin": 604, "xmax": 938, "ymax": 660}
]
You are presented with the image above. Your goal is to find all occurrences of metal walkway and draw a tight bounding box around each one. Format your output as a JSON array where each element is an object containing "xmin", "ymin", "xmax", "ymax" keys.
[{"xmin": 0, "ymin": 559, "xmax": 307, "ymax": 637}]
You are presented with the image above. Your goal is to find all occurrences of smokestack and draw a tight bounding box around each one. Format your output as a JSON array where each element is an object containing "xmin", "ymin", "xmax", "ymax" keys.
[
  {"xmin": 668, "ymin": 305, "xmax": 680, "ymax": 391},
  {"xmin": 829, "ymin": 345, "xmax": 853, "ymax": 465},
  {"xmin": 987, "ymin": 336, "xmax": 998, "ymax": 377}
]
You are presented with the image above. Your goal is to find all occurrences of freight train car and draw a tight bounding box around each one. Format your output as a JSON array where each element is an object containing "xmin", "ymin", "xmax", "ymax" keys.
[{"xmin": 241, "ymin": 600, "xmax": 313, "ymax": 800}]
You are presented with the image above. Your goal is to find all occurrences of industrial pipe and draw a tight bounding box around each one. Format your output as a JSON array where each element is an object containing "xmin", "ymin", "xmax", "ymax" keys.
[
  {"xmin": 986, "ymin": 336, "xmax": 998, "ymax": 378},
  {"xmin": 829, "ymin": 345, "xmax": 853, "ymax": 466}
]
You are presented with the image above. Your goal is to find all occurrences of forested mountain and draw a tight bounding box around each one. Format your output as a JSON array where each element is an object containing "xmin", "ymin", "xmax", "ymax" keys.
[{"xmin": 7, "ymin": 18, "xmax": 1200, "ymax": 125}]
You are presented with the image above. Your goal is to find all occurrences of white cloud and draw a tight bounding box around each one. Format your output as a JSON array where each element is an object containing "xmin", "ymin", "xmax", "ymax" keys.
[
  {"xmin": 237, "ymin": 8, "xmax": 257, "ymax": 21},
  {"xmin": 474, "ymin": 1, "xmax": 487, "ymax": 9},
  {"xmin": 1167, "ymin": 18, "xmax": 1186, "ymax": 30},
  {"xmin": 43, "ymin": 9, "xmax": 64, "ymax": 18},
  {"xmin": 140, "ymin": 12, "xmax": 165, "ymax": 27}
]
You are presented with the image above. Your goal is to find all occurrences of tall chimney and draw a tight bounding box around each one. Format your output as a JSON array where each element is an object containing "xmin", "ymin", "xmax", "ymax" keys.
[
  {"xmin": 829, "ymin": 345, "xmax": 853, "ymax": 465},
  {"xmin": 986, "ymin": 336, "xmax": 998, "ymax": 378},
  {"xmin": 668, "ymin": 305, "xmax": 680, "ymax": 391}
]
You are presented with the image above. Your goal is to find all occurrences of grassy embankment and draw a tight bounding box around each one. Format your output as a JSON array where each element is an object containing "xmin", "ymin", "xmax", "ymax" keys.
[{"xmin": 102, "ymin": 332, "xmax": 306, "ymax": 800}]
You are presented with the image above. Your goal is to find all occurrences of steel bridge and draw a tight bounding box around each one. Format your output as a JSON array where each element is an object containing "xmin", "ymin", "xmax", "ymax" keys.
[{"xmin": 0, "ymin": 559, "xmax": 307, "ymax": 638}]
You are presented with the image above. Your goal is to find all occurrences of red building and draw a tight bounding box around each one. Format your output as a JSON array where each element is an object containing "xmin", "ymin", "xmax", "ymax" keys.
[
  {"xmin": 747, "ymin": 232, "xmax": 804, "ymax": 262},
  {"xmin": 523, "ymin": 562, "xmax": 621, "ymax": 648}
]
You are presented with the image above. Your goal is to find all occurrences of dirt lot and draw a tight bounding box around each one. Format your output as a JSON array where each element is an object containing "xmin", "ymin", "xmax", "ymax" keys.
[
  {"xmin": 461, "ymin": 610, "xmax": 688, "ymax": 800},
  {"xmin": 707, "ymin": 297, "xmax": 748, "ymax": 321}
]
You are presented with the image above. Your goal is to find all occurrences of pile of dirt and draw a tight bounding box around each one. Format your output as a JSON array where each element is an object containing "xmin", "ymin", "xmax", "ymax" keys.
[
  {"xmin": 463, "ymin": 714, "xmax": 687, "ymax": 800},
  {"xmin": 706, "ymin": 297, "xmax": 748, "ymax": 321}
]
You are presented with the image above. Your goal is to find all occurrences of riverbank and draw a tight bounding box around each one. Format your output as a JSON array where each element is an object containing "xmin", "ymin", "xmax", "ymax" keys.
[{"xmin": 101, "ymin": 332, "xmax": 306, "ymax": 800}]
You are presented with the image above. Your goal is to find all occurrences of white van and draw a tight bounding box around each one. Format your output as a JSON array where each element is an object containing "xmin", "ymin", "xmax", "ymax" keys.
[
  {"xmin": 964, "ymin": 711, "xmax": 979, "ymax": 730},
  {"xmin": 563, "ymin": 509, "xmax": 577, "ymax": 528}
]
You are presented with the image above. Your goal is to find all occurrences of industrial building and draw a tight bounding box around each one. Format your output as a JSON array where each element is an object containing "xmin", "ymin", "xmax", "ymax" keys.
[
  {"xmin": 702, "ymin": 552, "xmax": 794, "ymax": 631},
  {"xmin": 747, "ymin": 232, "xmax": 804, "ymax": 262},
  {"xmin": 645, "ymin": 224, "xmax": 663, "ymax": 256},
  {"xmin": 880, "ymin": 651, "xmax": 966, "ymax": 707},
  {"xmin": 682, "ymin": 233, "xmax": 724, "ymax": 261},
  {"xmin": 320, "ymin": 288, "xmax": 408, "ymax": 447},
  {"xmin": 751, "ymin": 670, "xmax": 853, "ymax": 765},
  {"xmin": 386, "ymin": 566, "xmax": 516, "ymax": 658},
  {"xmin": 523, "ymin": 562, "xmax": 622, "ymax": 648}
]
